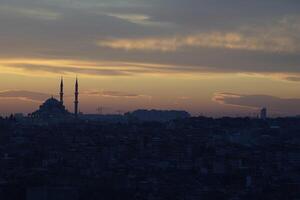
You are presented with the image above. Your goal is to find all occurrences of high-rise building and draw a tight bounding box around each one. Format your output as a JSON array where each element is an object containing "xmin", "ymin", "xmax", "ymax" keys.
[{"xmin": 260, "ymin": 107, "xmax": 267, "ymax": 120}]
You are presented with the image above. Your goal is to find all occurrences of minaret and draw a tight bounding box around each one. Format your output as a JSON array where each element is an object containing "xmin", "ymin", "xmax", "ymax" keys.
[
  {"xmin": 74, "ymin": 77, "xmax": 79, "ymax": 117},
  {"xmin": 60, "ymin": 77, "xmax": 64, "ymax": 105}
]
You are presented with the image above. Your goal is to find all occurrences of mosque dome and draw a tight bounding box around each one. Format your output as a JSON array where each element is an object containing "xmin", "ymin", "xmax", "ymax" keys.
[
  {"xmin": 43, "ymin": 97, "xmax": 63, "ymax": 107},
  {"xmin": 31, "ymin": 97, "xmax": 70, "ymax": 119}
]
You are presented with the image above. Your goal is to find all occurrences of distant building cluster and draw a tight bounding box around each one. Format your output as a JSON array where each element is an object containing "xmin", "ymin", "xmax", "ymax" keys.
[{"xmin": 260, "ymin": 107, "xmax": 267, "ymax": 120}]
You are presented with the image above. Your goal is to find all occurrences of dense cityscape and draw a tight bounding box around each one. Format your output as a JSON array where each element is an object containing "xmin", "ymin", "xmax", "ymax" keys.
[{"xmin": 1, "ymin": 113, "xmax": 300, "ymax": 199}]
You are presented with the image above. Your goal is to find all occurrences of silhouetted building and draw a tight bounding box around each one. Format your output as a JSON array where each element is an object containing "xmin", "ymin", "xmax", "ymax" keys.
[
  {"xmin": 30, "ymin": 97, "xmax": 70, "ymax": 119},
  {"xmin": 30, "ymin": 78, "xmax": 79, "ymax": 120},
  {"xmin": 260, "ymin": 107, "xmax": 267, "ymax": 120},
  {"xmin": 125, "ymin": 109, "xmax": 191, "ymax": 122}
]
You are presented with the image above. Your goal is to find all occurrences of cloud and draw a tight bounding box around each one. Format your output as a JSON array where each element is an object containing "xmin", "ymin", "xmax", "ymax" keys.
[
  {"xmin": 104, "ymin": 13, "xmax": 168, "ymax": 27},
  {"xmin": 10, "ymin": 63, "xmax": 128, "ymax": 76},
  {"xmin": 213, "ymin": 92, "xmax": 300, "ymax": 115},
  {"xmin": 84, "ymin": 90, "xmax": 151, "ymax": 99},
  {"xmin": 98, "ymin": 37, "xmax": 179, "ymax": 52},
  {"xmin": 0, "ymin": 1, "xmax": 300, "ymax": 78},
  {"xmin": 284, "ymin": 76, "xmax": 300, "ymax": 82},
  {"xmin": 0, "ymin": 59, "xmax": 137, "ymax": 77},
  {"xmin": 0, "ymin": 58, "xmax": 216, "ymax": 77},
  {"xmin": 98, "ymin": 20, "xmax": 299, "ymax": 53},
  {"xmin": 2, "ymin": 58, "xmax": 300, "ymax": 81},
  {"xmin": 97, "ymin": 13, "xmax": 300, "ymax": 56},
  {"xmin": 0, "ymin": 90, "xmax": 51, "ymax": 103},
  {"xmin": 177, "ymin": 96, "xmax": 191, "ymax": 100},
  {"xmin": 0, "ymin": 5, "xmax": 61, "ymax": 20}
]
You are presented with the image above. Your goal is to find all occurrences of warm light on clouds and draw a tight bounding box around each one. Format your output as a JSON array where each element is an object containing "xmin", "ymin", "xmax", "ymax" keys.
[
  {"xmin": 104, "ymin": 13, "xmax": 167, "ymax": 27},
  {"xmin": 99, "ymin": 37, "xmax": 179, "ymax": 52},
  {"xmin": 213, "ymin": 92, "xmax": 300, "ymax": 115},
  {"xmin": 0, "ymin": 90, "xmax": 50, "ymax": 103},
  {"xmin": 98, "ymin": 15, "xmax": 300, "ymax": 54},
  {"xmin": 213, "ymin": 92, "xmax": 257, "ymax": 109},
  {"xmin": 84, "ymin": 89, "xmax": 151, "ymax": 99},
  {"xmin": 0, "ymin": 58, "xmax": 215, "ymax": 77},
  {"xmin": 98, "ymin": 31, "xmax": 297, "ymax": 53},
  {"xmin": 1, "ymin": 58, "xmax": 300, "ymax": 82}
]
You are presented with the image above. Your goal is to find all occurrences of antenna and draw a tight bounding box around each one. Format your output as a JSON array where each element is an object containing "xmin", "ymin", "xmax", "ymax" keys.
[{"xmin": 97, "ymin": 106, "xmax": 103, "ymax": 115}]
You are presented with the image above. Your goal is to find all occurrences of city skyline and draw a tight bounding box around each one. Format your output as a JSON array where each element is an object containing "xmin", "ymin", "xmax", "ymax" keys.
[
  {"xmin": 0, "ymin": 0, "xmax": 300, "ymax": 116},
  {"xmin": 0, "ymin": 76, "xmax": 297, "ymax": 118}
]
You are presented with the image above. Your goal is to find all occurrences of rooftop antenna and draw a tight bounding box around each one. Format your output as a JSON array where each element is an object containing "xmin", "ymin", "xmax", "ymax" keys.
[{"xmin": 97, "ymin": 106, "xmax": 103, "ymax": 115}]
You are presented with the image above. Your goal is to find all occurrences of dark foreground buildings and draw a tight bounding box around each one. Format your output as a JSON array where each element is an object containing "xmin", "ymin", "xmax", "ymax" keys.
[{"xmin": 0, "ymin": 115, "xmax": 300, "ymax": 200}]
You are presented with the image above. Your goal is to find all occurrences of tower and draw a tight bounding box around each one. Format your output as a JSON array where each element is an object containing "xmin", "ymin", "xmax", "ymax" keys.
[
  {"xmin": 260, "ymin": 107, "xmax": 267, "ymax": 120},
  {"xmin": 60, "ymin": 77, "xmax": 64, "ymax": 104},
  {"xmin": 74, "ymin": 77, "xmax": 79, "ymax": 117}
]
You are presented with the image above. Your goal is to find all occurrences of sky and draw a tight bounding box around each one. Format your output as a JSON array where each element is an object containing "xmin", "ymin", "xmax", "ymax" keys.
[{"xmin": 0, "ymin": 0, "xmax": 300, "ymax": 116}]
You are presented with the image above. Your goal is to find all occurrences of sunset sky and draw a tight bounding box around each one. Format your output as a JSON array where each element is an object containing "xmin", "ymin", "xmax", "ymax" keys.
[{"xmin": 0, "ymin": 0, "xmax": 300, "ymax": 116}]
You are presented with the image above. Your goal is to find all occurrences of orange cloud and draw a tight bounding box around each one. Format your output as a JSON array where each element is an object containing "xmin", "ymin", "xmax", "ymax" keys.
[
  {"xmin": 213, "ymin": 92, "xmax": 300, "ymax": 115},
  {"xmin": 98, "ymin": 16, "xmax": 300, "ymax": 54},
  {"xmin": 0, "ymin": 90, "xmax": 51, "ymax": 103},
  {"xmin": 83, "ymin": 90, "xmax": 152, "ymax": 99},
  {"xmin": 98, "ymin": 31, "xmax": 296, "ymax": 53}
]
